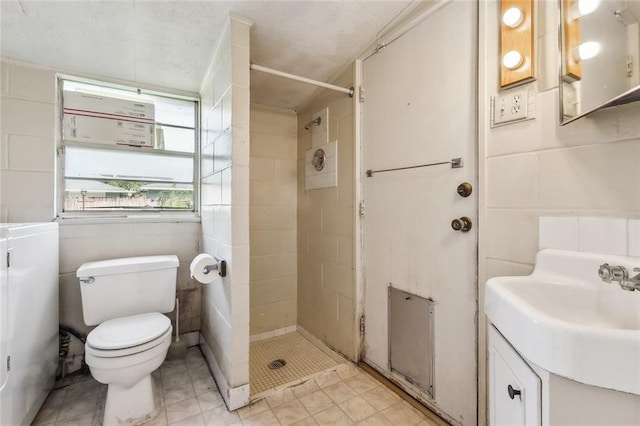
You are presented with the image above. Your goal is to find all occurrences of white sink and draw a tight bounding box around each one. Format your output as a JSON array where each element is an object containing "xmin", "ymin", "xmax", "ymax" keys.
[{"xmin": 485, "ymin": 249, "xmax": 640, "ymax": 395}]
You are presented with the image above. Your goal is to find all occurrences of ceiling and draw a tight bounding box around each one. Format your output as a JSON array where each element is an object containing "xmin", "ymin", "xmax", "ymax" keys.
[{"xmin": 0, "ymin": 1, "xmax": 413, "ymax": 110}]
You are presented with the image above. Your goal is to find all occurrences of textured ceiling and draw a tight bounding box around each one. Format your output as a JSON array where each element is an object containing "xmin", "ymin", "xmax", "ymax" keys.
[{"xmin": 0, "ymin": 1, "xmax": 412, "ymax": 110}]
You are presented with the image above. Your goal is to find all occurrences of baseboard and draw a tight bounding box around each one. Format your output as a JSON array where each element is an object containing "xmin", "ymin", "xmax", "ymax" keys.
[{"xmin": 199, "ymin": 333, "xmax": 249, "ymax": 411}]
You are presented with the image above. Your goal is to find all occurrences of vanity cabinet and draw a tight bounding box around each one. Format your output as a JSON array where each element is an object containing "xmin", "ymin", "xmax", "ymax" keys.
[
  {"xmin": 488, "ymin": 326, "xmax": 540, "ymax": 426},
  {"xmin": 489, "ymin": 324, "xmax": 640, "ymax": 425}
]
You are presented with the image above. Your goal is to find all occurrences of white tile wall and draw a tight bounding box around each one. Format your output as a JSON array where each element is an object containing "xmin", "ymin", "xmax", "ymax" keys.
[
  {"xmin": 249, "ymin": 105, "xmax": 298, "ymax": 336},
  {"xmin": 0, "ymin": 60, "xmax": 56, "ymax": 222},
  {"xmin": 538, "ymin": 217, "xmax": 579, "ymax": 251},
  {"xmin": 578, "ymin": 217, "xmax": 628, "ymax": 256},
  {"xmin": 199, "ymin": 17, "xmax": 251, "ymax": 410},
  {"xmin": 629, "ymin": 220, "xmax": 640, "ymax": 257},
  {"xmin": 539, "ymin": 216, "xmax": 639, "ymax": 257},
  {"xmin": 483, "ymin": 0, "xmax": 640, "ymax": 274},
  {"xmin": 297, "ymin": 65, "xmax": 356, "ymax": 360}
]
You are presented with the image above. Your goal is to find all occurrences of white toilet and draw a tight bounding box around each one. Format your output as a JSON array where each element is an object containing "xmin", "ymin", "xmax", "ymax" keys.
[{"xmin": 77, "ymin": 255, "xmax": 178, "ymax": 425}]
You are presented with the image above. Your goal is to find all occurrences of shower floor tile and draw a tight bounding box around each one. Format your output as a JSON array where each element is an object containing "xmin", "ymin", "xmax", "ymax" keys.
[{"xmin": 249, "ymin": 332, "xmax": 341, "ymax": 397}]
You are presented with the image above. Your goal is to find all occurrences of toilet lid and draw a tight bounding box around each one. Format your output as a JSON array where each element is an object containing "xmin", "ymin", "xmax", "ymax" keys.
[{"xmin": 87, "ymin": 312, "xmax": 171, "ymax": 350}]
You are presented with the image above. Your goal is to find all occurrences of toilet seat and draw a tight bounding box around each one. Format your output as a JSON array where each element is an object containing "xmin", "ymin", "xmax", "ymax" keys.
[{"xmin": 86, "ymin": 313, "xmax": 172, "ymax": 358}]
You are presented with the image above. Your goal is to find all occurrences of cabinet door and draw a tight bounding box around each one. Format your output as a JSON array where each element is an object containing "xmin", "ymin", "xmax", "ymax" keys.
[{"xmin": 489, "ymin": 325, "xmax": 541, "ymax": 426}]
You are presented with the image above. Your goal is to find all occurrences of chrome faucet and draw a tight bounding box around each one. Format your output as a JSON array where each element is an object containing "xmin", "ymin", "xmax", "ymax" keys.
[{"xmin": 598, "ymin": 263, "xmax": 640, "ymax": 291}]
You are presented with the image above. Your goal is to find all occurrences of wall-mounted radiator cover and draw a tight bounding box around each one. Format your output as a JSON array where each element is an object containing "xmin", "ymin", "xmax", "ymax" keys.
[{"xmin": 388, "ymin": 286, "xmax": 434, "ymax": 398}]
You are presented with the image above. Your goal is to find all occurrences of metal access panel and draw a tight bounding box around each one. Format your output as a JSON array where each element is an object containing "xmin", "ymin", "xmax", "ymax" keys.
[{"xmin": 388, "ymin": 286, "xmax": 435, "ymax": 398}]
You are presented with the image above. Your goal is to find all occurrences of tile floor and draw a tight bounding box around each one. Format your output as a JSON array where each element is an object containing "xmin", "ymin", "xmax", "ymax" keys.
[
  {"xmin": 250, "ymin": 333, "xmax": 340, "ymax": 396},
  {"xmin": 33, "ymin": 346, "xmax": 441, "ymax": 426}
]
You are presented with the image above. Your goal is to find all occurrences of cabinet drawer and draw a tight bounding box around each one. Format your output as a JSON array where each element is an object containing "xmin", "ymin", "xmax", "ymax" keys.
[{"xmin": 489, "ymin": 325, "xmax": 541, "ymax": 426}]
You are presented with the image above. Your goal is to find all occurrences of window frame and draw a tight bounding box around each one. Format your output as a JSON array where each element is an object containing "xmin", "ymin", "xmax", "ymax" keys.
[{"xmin": 55, "ymin": 74, "xmax": 201, "ymax": 221}]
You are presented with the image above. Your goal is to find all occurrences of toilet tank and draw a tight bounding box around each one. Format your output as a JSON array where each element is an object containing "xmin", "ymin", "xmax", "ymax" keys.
[{"xmin": 77, "ymin": 255, "xmax": 178, "ymax": 326}]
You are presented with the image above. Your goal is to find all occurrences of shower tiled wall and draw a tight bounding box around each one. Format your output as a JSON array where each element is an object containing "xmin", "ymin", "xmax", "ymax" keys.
[
  {"xmin": 249, "ymin": 105, "xmax": 298, "ymax": 336},
  {"xmin": 198, "ymin": 17, "xmax": 252, "ymax": 410},
  {"xmin": 297, "ymin": 65, "xmax": 356, "ymax": 360},
  {"xmin": 0, "ymin": 59, "xmax": 202, "ymax": 373}
]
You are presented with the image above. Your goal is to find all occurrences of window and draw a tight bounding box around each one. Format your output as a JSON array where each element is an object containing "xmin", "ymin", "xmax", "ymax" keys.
[{"xmin": 58, "ymin": 78, "xmax": 198, "ymax": 216}]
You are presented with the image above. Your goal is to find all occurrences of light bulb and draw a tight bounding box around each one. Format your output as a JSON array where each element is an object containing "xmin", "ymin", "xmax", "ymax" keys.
[
  {"xmin": 570, "ymin": 0, "xmax": 600, "ymax": 19},
  {"xmin": 578, "ymin": 0, "xmax": 600, "ymax": 16},
  {"xmin": 572, "ymin": 41, "xmax": 601, "ymax": 61},
  {"xmin": 503, "ymin": 7, "xmax": 524, "ymax": 28},
  {"xmin": 503, "ymin": 51, "xmax": 524, "ymax": 70}
]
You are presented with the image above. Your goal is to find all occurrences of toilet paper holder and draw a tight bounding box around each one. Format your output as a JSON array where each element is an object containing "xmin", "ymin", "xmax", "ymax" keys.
[{"xmin": 203, "ymin": 256, "xmax": 227, "ymax": 277}]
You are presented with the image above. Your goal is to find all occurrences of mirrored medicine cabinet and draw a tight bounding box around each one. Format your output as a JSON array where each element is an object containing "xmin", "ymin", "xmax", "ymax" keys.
[{"xmin": 560, "ymin": 0, "xmax": 640, "ymax": 124}]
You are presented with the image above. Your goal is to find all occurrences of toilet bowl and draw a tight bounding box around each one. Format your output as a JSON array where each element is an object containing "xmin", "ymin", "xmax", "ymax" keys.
[
  {"xmin": 77, "ymin": 255, "xmax": 178, "ymax": 426},
  {"xmin": 85, "ymin": 313, "xmax": 172, "ymax": 424}
]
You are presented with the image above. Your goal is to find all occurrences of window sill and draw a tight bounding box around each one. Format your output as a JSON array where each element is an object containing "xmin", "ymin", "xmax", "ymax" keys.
[{"xmin": 54, "ymin": 213, "xmax": 201, "ymax": 225}]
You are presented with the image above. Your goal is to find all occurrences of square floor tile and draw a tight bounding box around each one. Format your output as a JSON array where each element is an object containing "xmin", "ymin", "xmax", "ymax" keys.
[
  {"xmin": 202, "ymin": 405, "xmax": 242, "ymax": 426},
  {"xmin": 272, "ymin": 400, "xmax": 312, "ymax": 426},
  {"xmin": 242, "ymin": 409, "xmax": 280, "ymax": 426},
  {"xmin": 323, "ymin": 382, "xmax": 357, "ymax": 404},
  {"xmin": 166, "ymin": 397, "xmax": 202, "ymax": 424},
  {"xmin": 360, "ymin": 387, "xmax": 400, "ymax": 411},
  {"xmin": 298, "ymin": 391, "xmax": 334, "ymax": 415},
  {"xmin": 339, "ymin": 397, "xmax": 376, "ymax": 423},
  {"xmin": 312, "ymin": 405, "xmax": 353, "ymax": 426}
]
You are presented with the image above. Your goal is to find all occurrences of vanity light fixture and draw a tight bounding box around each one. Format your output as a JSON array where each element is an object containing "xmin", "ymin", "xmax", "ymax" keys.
[
  {"xmin": 572, "ymin": 41, "xmax": 601, "ymax": 61},
  {"xmin": 570, "ymin": 0, "xmax": 600, "ymax": 19},
  {"xmin": 502, "ymin": 50, "xmax": 524, "ymax": 69},
  {"xmin": 502, "ymin": 7, "xmax": 524, "ymax": 28},
  {"xmin": 563, "ymin": 0, "xmax": 583, "ymax": 80},
  {"xmin": 500, "ymin": 0, "xmax": 535, "ymax": 87}
]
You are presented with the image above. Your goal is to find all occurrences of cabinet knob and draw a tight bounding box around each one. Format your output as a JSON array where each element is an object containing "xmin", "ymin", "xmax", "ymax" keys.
[{"xmin": 507, "ymin": 384, "xmax": 522, "ymax": 400}]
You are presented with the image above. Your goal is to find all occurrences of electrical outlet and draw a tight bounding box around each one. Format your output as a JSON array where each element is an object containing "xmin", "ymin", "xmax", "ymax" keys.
[{"xmin": 492, "ymin": 88, "xmax": 528, "ymax": 125}]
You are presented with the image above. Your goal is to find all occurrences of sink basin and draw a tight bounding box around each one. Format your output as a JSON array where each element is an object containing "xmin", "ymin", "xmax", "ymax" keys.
[{"xmin": 485, "ymin": 249, "xmax": 640, "ymax": 395}]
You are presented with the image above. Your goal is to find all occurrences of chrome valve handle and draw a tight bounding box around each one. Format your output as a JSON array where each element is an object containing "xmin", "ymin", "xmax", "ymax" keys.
[{"xmin": 598, "ymin": 263, "xmax": 612, "ymax": 282}]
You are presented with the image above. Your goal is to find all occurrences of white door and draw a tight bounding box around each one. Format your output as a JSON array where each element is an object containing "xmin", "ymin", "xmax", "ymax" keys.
[{"xmin": 361, "ymin": 1, "xmax": 477, "ymax": 425}]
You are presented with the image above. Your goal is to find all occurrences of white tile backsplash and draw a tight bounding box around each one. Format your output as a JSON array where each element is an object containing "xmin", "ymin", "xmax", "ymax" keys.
[
  {"xmin": 578, "ymin": 217, "xmax": 628, "ymax": 256},
  {"xmin": 538, "ymin": 217, "xmax": 579, "ymax": 250},
  {"xmin": 539, "ymin": 216, "xmax": 637, "ymax": 256},
  {"xmin": 628, "ymin": 219, "xmax": 640, "ymax": 257}
]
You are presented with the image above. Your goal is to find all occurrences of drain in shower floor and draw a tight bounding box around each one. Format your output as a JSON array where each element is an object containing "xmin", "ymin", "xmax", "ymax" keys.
[{"xmin": 268, "ymin": 359, "xmax": 287, "ymax": 369}]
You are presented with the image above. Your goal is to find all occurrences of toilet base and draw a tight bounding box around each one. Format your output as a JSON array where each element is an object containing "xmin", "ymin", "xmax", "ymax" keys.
[{"xmin": 103, "ymin": 375, "xmax": 155, "ymax": 426}]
